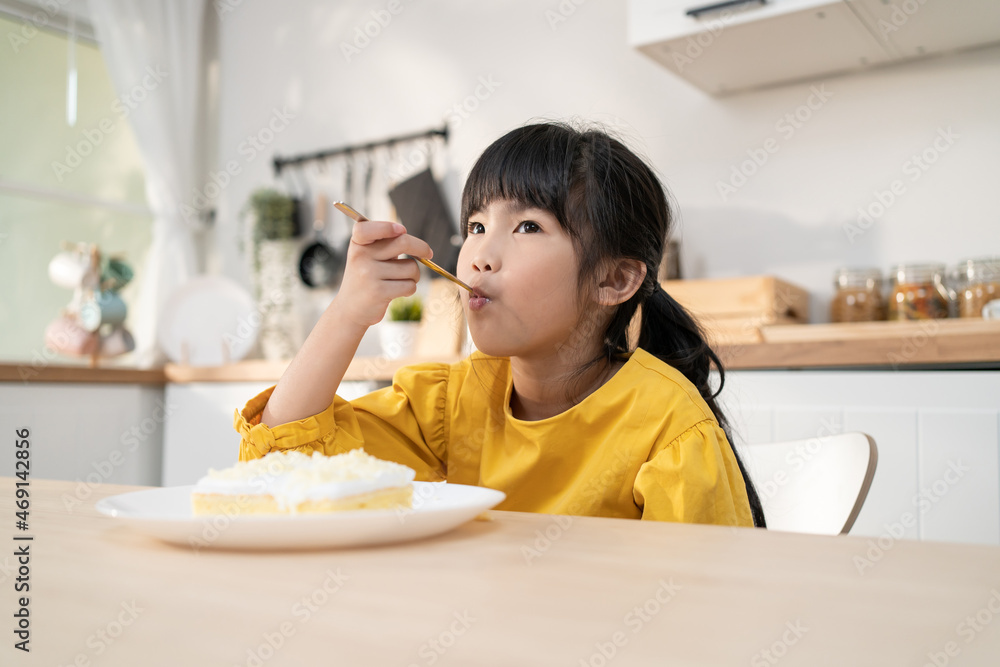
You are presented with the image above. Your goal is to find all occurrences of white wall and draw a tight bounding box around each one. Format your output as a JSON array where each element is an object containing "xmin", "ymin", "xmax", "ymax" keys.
[{"xmin": 209, "ymin": 0, "xmax": 1000, "ymax": 332}]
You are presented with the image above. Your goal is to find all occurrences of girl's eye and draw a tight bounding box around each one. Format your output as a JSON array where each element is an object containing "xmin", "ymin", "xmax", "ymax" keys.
[
  {"xmin": 515, "ymin": 220, "xmax": 540, "ymax": 233},
  {"xmin": 467, "ymin": 221, "xmax": 485, "ymax": 235}
]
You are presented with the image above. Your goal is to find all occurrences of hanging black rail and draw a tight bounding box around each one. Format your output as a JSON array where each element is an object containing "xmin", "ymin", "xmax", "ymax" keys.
[{"xmin": 272, "ymin": 124, "xmax": 449, "ymax": 176}]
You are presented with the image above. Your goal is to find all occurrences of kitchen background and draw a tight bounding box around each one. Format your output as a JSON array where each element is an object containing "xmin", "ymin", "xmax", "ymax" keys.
[
  {"xmin": 213, "ymin": 0, "xmax": 999, "ymax": 338},
  {"xmin": 1, "ymin": 0, "xmax": 998, "ymax": 546},
  {"xmin": 1, "ymin": 0, "xmax": 998, "ymax": 360}
]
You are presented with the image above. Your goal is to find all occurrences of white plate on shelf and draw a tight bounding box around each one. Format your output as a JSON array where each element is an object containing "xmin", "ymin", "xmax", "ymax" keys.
[
  {"xmin": 95, "ymin": 482, "xmax": 505, "ymax": 551},
  {"xmin": 157, "ymin": 275, "xmax": 258, "ymax": 366}
]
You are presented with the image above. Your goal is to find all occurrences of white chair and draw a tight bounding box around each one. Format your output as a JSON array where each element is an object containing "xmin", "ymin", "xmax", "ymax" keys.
[{"xmin": 738, "ymin": 432, "xmax": 878, "ymax": 535}]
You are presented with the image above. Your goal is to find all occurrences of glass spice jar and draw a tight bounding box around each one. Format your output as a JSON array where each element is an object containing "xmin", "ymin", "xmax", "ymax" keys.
[
  {"xmin": 888, "ymin": 263, "xmax": 951, "ymax": 320},
  {"xmin": 830, "ymin": 267, "xmax": 885, "ymax": 322},
  {"xmin": 953, "ymin": 256, "xmax": 1000, "ymax": 318}
]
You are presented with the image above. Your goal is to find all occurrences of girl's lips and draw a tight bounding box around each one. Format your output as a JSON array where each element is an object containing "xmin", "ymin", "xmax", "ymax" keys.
[{"xmin": 469, "ymin": 289, "xmax": 491, "ymax": 312}]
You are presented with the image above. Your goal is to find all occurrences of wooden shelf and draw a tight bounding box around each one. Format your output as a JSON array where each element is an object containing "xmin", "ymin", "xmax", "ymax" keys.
[
  {"xmin": 0, "ymin": 355, "xmax": 462, "ymax": 385},
  {"xmin": 5, "ymin": 320, "xmax": 999, "ymax": 384},
  {"xmin": 162, "ymin": 354, "xmax": 464, "ymax": 384},
  {"xmin": 717, "ymin": 319, "xmax": 1000, "ymax": 369},
  {"xmin": 0, "ymin": 362, "xmax": 166, "ymax": 384}
]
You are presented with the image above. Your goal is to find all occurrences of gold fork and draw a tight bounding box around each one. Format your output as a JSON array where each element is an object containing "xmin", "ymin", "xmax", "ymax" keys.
[{"xmin": 333, "ymin": 201, "xmax": 472, "ymax": 293}]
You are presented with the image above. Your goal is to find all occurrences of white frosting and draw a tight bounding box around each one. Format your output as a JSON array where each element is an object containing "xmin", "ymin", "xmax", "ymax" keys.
[{"xmin": 193, "ymin": 449, "xmax": 415, "ymax": 510}]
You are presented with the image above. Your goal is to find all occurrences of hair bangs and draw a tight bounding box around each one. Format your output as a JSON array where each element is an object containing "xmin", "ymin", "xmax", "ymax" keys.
[{"xmin": 460, "ymin": 124, "xmax": 578, "ymax": 237}]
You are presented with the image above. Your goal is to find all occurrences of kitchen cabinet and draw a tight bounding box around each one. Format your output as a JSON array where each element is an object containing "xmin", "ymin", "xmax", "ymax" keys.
[
  {"xmin": 0, "ymin": 381, "xmax": 165, "ymax": 487},
  {"xmin": 722, "ymin": 369, "xmax": 1000, "ymax": 545},
  {"xmin": 849, "ymin": 0, "xmax": 1000, "ymax": 59},
  {"xmin": 628, "ymin": 0, "xmax": 1000, "ymax": 94}
]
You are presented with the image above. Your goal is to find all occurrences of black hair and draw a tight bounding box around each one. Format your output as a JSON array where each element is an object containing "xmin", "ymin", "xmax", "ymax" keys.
[{"xmin": 460, "ymin": 121, "xmax": 766, "ymax": 528}]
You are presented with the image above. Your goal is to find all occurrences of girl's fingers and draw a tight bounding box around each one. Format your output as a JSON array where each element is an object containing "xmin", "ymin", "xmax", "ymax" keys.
[
  {"xmin": 371, "ymin": 258, "xmax": 422, "ymax": 283},
  {"xmin": 350, "ymin": 221, "xmax": 433, "ymax": 260},
  {"xmin": 352, "ymin": 230, "xmax": 434, "ymax": 263},
  {"xmin": 351, "ymin": 220, "xmax": 407, "ymax": 245},
  {"xmin": 369, "ymin": 234, "xmax": 434, "ymax": 262}
]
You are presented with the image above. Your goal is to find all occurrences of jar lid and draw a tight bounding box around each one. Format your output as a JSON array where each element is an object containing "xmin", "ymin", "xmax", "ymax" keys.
[
  {"xmin": 953, "ymin": 256, "xmax": 1000, "ymax": 283},
  {"xmin": 890, "ymin": 262, "xmax": 946, "ymax": 284},
  {"xmin": 833, "ymin": 267, "xmax": 882, "ymax": 288}
]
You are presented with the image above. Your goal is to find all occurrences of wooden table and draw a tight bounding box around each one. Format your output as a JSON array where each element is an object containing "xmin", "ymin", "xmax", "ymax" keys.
[{"xmin": 3, "ymin": 479, "xmax": 1000, "ymax": 666}]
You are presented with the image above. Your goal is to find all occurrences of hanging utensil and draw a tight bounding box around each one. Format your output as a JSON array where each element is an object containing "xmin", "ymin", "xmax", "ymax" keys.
[
  {"xmin": 335, "ymin": 156, "xmax": 355, "ymax": 259},
  {"xmin": 333, "ymin": 201, "xmax": 472, "ymax": 293},
  {"xmin": 280, "ymin": 163, "xmax": 308, "ymax": 238},
  {"xmin": 388, "ymin": 167, "xmax": 461, "ymax": 275},
  {"xmin": 363, "ymin": 151, "xmax": 375, "ymax": 216},
  {"xmin": 370, "ymin": 145, "xmax": 394, "ymax": 222},
  {"xmin": 297, "ymin": 191, "xmax": 343, "ymax": 288}
]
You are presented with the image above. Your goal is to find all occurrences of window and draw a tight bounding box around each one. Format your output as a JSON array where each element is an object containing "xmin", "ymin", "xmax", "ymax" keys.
[{"xmin": 0, "ymin": 11, "xmax": 151, "ymax": 362}]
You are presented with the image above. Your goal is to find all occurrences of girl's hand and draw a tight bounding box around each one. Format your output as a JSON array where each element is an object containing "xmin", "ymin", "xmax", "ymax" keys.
[{"xmin": 337, "ymin": 220, "xmax": 433, "ymax": 328}]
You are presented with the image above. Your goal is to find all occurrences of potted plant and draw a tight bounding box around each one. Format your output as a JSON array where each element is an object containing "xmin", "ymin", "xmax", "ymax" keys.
[
  {"xmin": 246, "ymin": 188, "xmax": 296, "ymax": 267},
  {"xmin": 244, "ymin": 188, "xmax": 299, "ymax": 360},
  {"xmin": 380, "ymin": 295, "xmax": 422, "ymax": 359}
]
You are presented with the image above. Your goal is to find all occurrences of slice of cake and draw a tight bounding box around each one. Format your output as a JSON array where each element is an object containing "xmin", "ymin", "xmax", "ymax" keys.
[{"xmin": 191, "ymin": 449, "xmax": 415, "ymax": 516}]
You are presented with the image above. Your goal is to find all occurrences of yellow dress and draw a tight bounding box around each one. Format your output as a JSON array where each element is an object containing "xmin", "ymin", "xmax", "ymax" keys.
[{"xmin": 234, "ymin": 348, "xmax": 753, "ymax": 527}]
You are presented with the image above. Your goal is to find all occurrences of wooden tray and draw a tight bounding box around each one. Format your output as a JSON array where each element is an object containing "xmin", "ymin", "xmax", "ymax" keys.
[
  {"xmin": 661, "ymin": 276, "xmax": 809, "ymax": 323},
  {"xmin": 661, "ymin": 275, "xmax": 810, "ymax": 345}
]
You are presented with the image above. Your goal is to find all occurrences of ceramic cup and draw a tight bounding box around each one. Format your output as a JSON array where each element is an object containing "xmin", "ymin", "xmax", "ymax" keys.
[
  {"xmin": 48, "ymin": 251, "xmax": 96, "ymax": 289},
  {"xmin": 99, "ymin": 326, "xmax": 135, "ymax": 357},
  {"xmin": 78, "ymin": 291, "xmax": 127, "ymax": 332},
  {"xmin": 45, "ymin": 316, "xmax": 100, "ymax": 356}
]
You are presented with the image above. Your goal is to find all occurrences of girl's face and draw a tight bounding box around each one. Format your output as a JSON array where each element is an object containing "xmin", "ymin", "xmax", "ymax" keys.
[{"xmin": 457, "ymin": 199, "xmax": 599, "ymax": 362}]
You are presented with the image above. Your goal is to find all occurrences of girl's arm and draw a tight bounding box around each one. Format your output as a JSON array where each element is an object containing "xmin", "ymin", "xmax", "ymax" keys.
[
  {"xmin": 260, "ymin": 219, "xmax": 433, "ymax": 427},
  {"xmin": 633, "ymin": 420, "xmax": 754, "ymax": 527}
]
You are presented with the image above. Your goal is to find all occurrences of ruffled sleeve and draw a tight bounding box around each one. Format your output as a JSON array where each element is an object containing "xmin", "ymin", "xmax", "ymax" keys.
[
  {"xmin": 234, "ymin": 362, "xmax": 452, "ymax": 482},
  {"xmin": 632, "ymin": 420, "xmax": 753, "ymax": 527}
]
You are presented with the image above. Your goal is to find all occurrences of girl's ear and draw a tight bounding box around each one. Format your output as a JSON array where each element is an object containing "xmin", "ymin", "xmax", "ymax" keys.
[{"xmin": 595, "ymin": 259, "xmax": 647, "ymax": 306}]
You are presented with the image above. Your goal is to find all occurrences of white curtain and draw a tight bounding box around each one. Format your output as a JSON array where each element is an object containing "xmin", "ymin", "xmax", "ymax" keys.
[{"xmin": 88, "ymin": 0, "xmax": 207, "ymax": 367}]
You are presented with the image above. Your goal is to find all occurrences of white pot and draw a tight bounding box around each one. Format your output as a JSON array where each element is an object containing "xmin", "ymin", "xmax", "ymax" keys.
[
  {"xmin": 255, "ymin": 239, "xmax": 299, "ymax": 361},
  {"xmin": 379, "ymin": 321, "xmax": 419, "ymax": 359}
]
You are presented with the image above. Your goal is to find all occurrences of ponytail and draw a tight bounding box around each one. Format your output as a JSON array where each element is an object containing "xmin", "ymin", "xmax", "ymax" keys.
[
  {"xmin": 638, "ymin": 284, "xmax": 767, "ymax": 528},
  {"xmin": 638, "ymin": 285, "xmax": 716, "ymax": 399}
]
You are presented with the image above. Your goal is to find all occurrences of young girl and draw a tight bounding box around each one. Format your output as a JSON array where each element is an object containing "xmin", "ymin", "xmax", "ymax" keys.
[{"xmin": 236, "ymin": 122, "xmax": 765, "ymax": 528}]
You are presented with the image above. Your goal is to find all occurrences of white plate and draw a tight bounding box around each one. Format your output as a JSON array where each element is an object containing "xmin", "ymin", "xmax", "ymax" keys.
[
  {"xmin": 157, "ymin": 275, "xmax": 258, "ymax": 366},
  {"xmin": 95, "ymin": 482, "xmax": 505, "ymax": 551}
]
